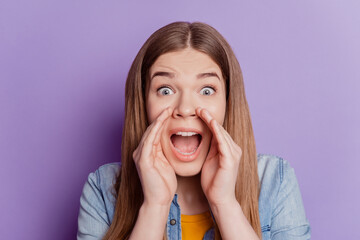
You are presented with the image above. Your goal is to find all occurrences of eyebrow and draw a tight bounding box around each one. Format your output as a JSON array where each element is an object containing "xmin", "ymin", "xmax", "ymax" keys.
[
  {"xmin": 151, "ymin": 71, "xmax": 220, "ymax": 81},
  {"xmin": 151, "ymin": 71, "xmax": 175, "ymax": 79}
]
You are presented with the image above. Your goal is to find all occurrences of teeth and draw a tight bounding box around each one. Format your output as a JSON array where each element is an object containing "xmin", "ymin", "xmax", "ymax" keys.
[{"xmin": 175, "ymin": 131, "xmax": 198, "ymax": 137}]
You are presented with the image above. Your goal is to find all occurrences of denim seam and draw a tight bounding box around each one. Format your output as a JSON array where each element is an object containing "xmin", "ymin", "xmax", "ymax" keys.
[
  {"xmin": 271, "ymin": 156, "xmax": 284, "ymax": 219},
  {"xmin": 178, "ymin": 202, "xmax": 181, "ymax": 240},
  {"xmin": 271, "ymin": 223, "xmax": 310, "ymax": 238},
  {"xmin": 279, "ymin": 157, "xmax": 284, "ymax": 184},
  {"xmin": 95, "ymin": 169, "xmax": 101, "ymax": 187},
  {"xmin": 166, "ymin": 215, "xmax": 170, "ymax": 239},
  {"xmin": 95, "ymin": 169, "xmax": 107, "ymax": 213}
]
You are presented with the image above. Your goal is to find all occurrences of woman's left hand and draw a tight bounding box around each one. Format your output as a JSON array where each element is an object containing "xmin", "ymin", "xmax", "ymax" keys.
[{"xmin": 196, "ymin": 107, "xmax": 242, "ymax": 207}]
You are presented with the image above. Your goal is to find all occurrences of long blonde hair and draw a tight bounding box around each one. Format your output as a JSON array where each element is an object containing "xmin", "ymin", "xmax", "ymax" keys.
[{"xmin": 103, "ymin": 21, "xmax": 261, "ymax": 240}]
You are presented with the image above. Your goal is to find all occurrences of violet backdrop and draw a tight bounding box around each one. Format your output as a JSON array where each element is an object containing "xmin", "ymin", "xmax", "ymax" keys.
[{"xmin": 1, "ymin": 0, "xmax": 359, "ymax": 239}]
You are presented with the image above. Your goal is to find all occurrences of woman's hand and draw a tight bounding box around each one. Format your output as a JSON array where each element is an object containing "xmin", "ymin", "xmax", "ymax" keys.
[
  {"xmin": 132, "ymin": 107, "xmax": 177, "ymax": 207},
  {"xmin": 196, "ymin": 107, "xmax": 242, "ymax": 207}
]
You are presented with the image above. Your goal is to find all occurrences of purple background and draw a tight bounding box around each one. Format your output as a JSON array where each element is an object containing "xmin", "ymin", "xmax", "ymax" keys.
[{"xmin": 1, "ymin": 0, "xmax": 359, "ymax": 239}]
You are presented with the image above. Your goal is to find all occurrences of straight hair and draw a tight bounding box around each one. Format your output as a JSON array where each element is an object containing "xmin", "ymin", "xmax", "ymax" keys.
[{"xmin": 103, "ymin": 21, "xmax": 262, "ymax": 240}]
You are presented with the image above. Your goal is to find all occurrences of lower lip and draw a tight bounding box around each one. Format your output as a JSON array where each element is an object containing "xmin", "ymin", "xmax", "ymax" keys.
[{"xmin": 169, "ymin": 136, "xmax": 203, "ymax": 162}]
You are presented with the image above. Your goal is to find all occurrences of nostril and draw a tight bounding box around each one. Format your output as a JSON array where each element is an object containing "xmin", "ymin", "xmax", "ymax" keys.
[
  {"xmin": 173, "ymin": 107, "xmax": 197, "ymax": 118},
  {"xmin": 175, "ymin": 113, "xmax": 196, "ymax": 117}
]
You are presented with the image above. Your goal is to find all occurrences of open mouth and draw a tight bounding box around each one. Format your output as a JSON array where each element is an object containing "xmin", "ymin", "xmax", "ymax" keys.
[{"xmin": 170, "ymin": 131, "xmax": 202, "ymax": 156}]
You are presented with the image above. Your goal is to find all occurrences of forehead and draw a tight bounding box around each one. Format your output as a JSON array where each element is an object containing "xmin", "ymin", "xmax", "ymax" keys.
[{"xmin": 149, "ymin": 48, "xmax": 222, "ymax": 76}]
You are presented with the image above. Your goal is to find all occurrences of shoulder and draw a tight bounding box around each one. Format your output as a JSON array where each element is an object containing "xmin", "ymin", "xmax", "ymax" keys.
[
  {"xmin": 83, "ymin": 162, "xmax": 121, "ymax": 221},
  {"xmin": 256, "ymin": 154, "xmax": 311, "ymax": 238},
  {"xmin": 256, "ymin": 153, "xmax": 294, "ymax": 221},
  {"xmin": 92, "ymin": 162, "xmax": 121, "ymax": 186},
  {"xmin": 93, "ymin": 161, "xmax": 121, "ymax": 199},
  {"xmin": 256, "ymin": 153, "xmax": 298, "ymax": 202},
  {"xmin": 77, "ymin": 162, "xmax": 121, "ymax": 238},
  {"xmin": 257, "ymin": 153, "xmax": 292, "ymax": 184},
  {"xmin": 87, "ymin": 162, "xmax": 120, "ymax": 197}
]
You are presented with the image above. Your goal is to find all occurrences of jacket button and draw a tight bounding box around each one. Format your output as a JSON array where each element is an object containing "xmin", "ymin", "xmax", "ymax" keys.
[{"xmin": 170, "ymin": 219, "xmax": 176, "ymax": 225}]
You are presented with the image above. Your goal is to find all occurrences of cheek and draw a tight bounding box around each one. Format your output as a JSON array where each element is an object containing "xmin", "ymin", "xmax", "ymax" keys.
[
  {"xmin": 203, "ymin": 101, "xmax": 226, "ymax": 125},
  {"xmin": 146, "ymin": 96, "xmax": 168, "ymax": 123}
]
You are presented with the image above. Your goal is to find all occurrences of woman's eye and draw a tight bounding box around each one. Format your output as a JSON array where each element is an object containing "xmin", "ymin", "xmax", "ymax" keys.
[
  {"xmin": 158, "ymin": 87, "xmax": 174, "ymax": 96},
  {"xmin": 200, "ymin": 87, "xmax": 215, "ymax": 96}
]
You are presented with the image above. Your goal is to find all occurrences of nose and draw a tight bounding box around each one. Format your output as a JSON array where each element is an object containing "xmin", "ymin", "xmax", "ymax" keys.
[{"xmin": 172, "ymin": 92, "xmax": 196, "ymax": 119}]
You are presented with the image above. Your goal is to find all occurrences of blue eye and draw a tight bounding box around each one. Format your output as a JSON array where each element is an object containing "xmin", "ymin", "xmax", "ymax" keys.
[
  {"xmin": 158, "ymin": 87, "xmax": 174, "ymax": 96},
  {"xmin": 200, "ymin": 87, "xmax": 215, "ymax": 96}
]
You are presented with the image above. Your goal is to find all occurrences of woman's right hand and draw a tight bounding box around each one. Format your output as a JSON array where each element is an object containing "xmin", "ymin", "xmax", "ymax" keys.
[{"xmin": 132, "ymin": 107, "xmax": 177, "ymax": 207}]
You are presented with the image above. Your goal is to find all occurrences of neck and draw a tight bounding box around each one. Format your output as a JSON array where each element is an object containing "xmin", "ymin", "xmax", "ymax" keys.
[{"xmin": 176, "ymin": 173, "xmax": 209, "ymax": 215}]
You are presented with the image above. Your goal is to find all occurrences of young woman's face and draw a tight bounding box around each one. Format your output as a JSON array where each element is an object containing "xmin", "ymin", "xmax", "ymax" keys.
[{"xmin": 146, "ymin": 48, "xmax": 227, "ymax": 176}]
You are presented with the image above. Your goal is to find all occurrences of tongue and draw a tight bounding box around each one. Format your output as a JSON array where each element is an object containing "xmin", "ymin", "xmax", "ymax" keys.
[{"xmin": 171, "ymin": 135, "xmax": 200, "ymax": 153}]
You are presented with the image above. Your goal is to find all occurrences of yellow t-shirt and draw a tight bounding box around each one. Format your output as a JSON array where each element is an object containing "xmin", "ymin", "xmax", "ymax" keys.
[{"xmin": 181, "ymin": 211, "xmax": 214, "ymax": 240}]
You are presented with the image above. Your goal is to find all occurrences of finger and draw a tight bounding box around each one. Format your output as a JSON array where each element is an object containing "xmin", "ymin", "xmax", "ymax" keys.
[
  {"xmin": 213, "ymin": 122, "xmax": 242, "ymax": 167},
  {"xmin": 141, "ymin": 107, "xmax": 172, "ymax": 144},
  {"xmin": 135, "ymin": 108, "xmax": 172, "ymax": 168},
  {"xmin": 198, "ymin": 108, "xmax": 238, "ymax": 152},
  {"xmin": 196, "ymin": 108, "xmax": 230, "ymax": 153},
  {"xmin": 195, "ymin": 107, "xmax": 213, "ymax": 131},
  {"xmin": 134, "ymin": 122, "xmax": 159, "ymax": 164},
  {"xmin": 196, "ymin": 107, "xmax": 229, "ymax": 145},
  {"xmin": 154, "ymin": 110, "xmax": 171, "ymax": 146},
  {"xmin": 215, "ymin": 122, "xmax": 242, "ymax": 155},
  {"xmin": 210, "ymin": 119, "xmax": 231, "ymax": 156},
  {"xmin": 151, "ymin": 107, "xmax": 172, "ymax": 144},
  {"xmin": 141, "ymin": 107, "xmax": 172, "ymax": 156},
  {"xmin": 215, "ymin": 122, "xmax": 237, "ymax": 155},
  {"xmin": 207, "ymin": 136, "xmax": 218, "ymax": 159}
]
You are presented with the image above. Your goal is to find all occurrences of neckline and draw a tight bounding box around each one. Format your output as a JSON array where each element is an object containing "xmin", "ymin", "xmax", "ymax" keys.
[{"xmin": 181, "ymin": 210, "xmax": 212, "ymax": 223}]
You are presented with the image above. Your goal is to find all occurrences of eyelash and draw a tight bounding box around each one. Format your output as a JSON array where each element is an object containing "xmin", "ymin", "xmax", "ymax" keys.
[
  {"xmin": 157, "ymin": 85, "xmax": 174, "ymax": 92},
  {"xmin": 203, "ymin": 85, "xmax": 217, "ymax": 92},
  {"xmin": 156, "ymin": 85, "xmax": 218, "ymax": 95}
]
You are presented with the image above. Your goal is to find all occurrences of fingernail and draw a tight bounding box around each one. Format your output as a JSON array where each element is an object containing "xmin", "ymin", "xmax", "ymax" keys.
[{"xmin": 195, "ymin": 109, "xmax": 199, "ymax": 116}]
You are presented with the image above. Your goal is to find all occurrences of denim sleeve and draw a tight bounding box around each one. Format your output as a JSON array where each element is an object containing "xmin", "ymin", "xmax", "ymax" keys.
[
  {"xmin": 77, "ymin": 170, "xmax": 110, "ymax": 240},
  {"xmin": 271, "ymin": 159, "xmax": 311, "ymax": 240}
]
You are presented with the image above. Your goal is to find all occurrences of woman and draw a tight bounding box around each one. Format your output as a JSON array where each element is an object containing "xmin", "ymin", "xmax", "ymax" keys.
[{"xmin": 77, "ymin": 21, "xmax": 311, "ymax": 240}]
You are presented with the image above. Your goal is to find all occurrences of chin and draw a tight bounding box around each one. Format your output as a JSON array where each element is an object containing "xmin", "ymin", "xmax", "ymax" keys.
[{"xmin": 172, "ymin": 160, "xmax": 204, "ymax": 177}]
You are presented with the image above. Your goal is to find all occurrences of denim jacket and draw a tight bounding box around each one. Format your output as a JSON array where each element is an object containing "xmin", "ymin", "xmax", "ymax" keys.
[{"xmin": 77, "ymin": 154, "xmax": 311, "ymax": 239}]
